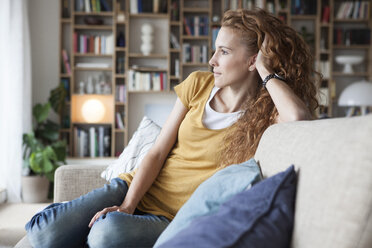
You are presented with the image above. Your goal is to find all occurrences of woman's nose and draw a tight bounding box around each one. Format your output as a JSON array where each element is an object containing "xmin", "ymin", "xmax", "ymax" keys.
[{"xmin": 209, "ymin": 54, "xmax": 216, "ymax": 67}]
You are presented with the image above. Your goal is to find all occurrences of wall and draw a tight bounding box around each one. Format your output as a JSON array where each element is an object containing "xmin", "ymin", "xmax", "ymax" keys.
[{"xmin": 28, "ymin": 0, "xmax": 59, "ymax": 121}]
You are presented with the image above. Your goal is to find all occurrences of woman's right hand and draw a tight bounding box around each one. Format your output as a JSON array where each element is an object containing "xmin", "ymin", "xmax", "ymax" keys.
[{"xmin": 88, "ymin": 205, "xmax": 134, "ymax": 228}]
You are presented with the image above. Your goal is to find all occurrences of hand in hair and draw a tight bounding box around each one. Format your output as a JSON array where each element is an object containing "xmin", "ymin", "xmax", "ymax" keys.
[{"xmin": 255, "ymin": 36, "xmax": 274, "ymax": 80}]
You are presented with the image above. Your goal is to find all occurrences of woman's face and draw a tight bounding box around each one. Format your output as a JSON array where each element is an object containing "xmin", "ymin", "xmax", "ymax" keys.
[{"xmin": 209, "ymin": 27, "xmax": 255, "ymax": 89}]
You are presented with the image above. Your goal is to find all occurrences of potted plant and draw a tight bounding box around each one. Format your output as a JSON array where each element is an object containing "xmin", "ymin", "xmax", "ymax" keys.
[{"xmin": 22, "ymin": 84, "xmax": 67, "ymax": 203}]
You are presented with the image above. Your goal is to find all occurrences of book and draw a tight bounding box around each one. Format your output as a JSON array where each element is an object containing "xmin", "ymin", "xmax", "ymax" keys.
[
  {"xmin": 170, "ymin": 33, "xmax": 180, "ymax": 49},
  {"xmin": 322, "ymin": 6, "xmax": 330, "ymax": 23},
  {"xmin": 116, "ymin": 112, "xmax": 124, "ymax": 129},
  {"xmin": 98, "ymin": 126, "xmax": 104, "ymax": 157},
  {"xmin": 89, "ymin": 127, "xmax": 96, "ymax": 158},
  {"xmin": 100, "ymin": 0, "xmax": 111, "ymax": 11},
  {"xmin": 61, "ymin": 49, "xmax": 71, "ymax": 74}
]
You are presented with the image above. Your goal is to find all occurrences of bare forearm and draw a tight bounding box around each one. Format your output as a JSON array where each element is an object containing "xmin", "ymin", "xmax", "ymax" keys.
[
  {"xmin": 119, "ymin": 151, "xmax": 164, "ymax": 212},
  {"xmin": 258, "ymin": 68, "xmax": 311, "ymax": 122},
  {"xmin": 265, "ymin": 78, "xmax": 311, "ymax": 122}
]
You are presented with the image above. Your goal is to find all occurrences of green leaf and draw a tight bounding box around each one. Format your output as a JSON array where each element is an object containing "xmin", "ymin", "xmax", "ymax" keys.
[
  {"xmin": 35, "ymin": 120, "xmax": 60, "ymax": 142},
  {"xmin": 29, "ymin": 146, "xmax": 58, "ymax": 175},
  {"xmin": 51, "ymin": 140, "xmax": 67, "ymax": 163},
  {"xmin": 33, "ymin": 103, "xmax": 51, "ymax": 124},
  {"xmin": 49, "ymin": 83, "xmax": 67, "ymax": 115}
]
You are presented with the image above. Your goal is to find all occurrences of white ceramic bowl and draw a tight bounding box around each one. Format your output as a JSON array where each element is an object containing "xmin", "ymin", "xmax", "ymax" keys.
[{"xmin": 335, "ymin": 55, "xmax": 364, "ymax": 73}]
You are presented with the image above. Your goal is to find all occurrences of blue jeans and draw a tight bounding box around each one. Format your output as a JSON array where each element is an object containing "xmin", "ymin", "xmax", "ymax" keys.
[{"xmin": 25, "ymin": 178, "xmax": 170, "ymax": 248}]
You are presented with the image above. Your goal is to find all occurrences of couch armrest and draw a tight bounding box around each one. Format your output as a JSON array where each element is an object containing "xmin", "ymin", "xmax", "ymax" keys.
[{"xmin": 53, "ymin": 164, "xmax": 108, "ymax": 203}]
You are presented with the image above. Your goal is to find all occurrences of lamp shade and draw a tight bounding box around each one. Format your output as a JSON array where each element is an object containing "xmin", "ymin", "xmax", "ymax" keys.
[
  {"xmin": 338, "ymin": 80, "xmax": 372, "ymax": 107},
  {"xmin": 71, "ymin": 94, "xmax": 114, "ymax": 123}
]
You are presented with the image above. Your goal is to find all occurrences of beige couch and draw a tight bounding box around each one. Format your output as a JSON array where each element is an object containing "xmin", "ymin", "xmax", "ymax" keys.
[{"xmin": 16, "ymin": 114, "xmax": 372, "ymax": 248}]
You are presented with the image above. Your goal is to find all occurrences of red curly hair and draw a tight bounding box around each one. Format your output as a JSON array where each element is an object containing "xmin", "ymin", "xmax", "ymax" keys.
[{"xmin": 219, "ymin": 8, "xmax": 319, "ymax": 167}]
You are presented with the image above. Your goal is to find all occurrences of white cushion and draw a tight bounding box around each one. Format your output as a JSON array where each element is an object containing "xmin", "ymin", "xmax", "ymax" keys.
[{"xmin": 101, "ymin": 116, "xmax": 161, "ymax": 181}]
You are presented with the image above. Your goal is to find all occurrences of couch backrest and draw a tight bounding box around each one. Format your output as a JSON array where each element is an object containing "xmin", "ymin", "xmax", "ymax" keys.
[{"xmin": 254, "ymin": 114, "xmax": 372, "ymax": 248}]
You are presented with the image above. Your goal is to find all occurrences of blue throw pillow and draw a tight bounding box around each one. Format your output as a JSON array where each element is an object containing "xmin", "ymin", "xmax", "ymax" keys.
[
  {"xmin": 157, "ymin": 165, "xmax": 297, "ymax": 248},
  {"xmin": 154, "ymin": 158, "xmax": 262, "ymax": 247}
]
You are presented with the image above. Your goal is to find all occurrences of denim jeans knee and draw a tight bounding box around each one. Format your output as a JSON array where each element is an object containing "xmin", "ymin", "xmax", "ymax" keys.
[
  {"xmin": 88, "ymin": 211, "xmax": 169, "ymax": 248},
  {"xmin": 25, "ymin": 178, "xmax": 128, "ymax": 248}
]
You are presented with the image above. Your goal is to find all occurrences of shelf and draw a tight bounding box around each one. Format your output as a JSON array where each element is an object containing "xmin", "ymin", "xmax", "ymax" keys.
[
  {"xmin": 74, "ymin": 11, "xmax": 114, "ymax": 16},
  {"xmin": 74, "ymin": 67, "xmax": 113, "ymax": 71},
  {"xmin": 74, "ymin": 53, "xmax": 113, "ymax": 57},
  {"xmin": 333, "ymin": 45, "xmax": 370, "ymax": 49},
  {"xmin": 116, "ymin": 21, "xmax": 126, "ymax": 25},
  {"xmin": 74, "ymin": 25, "xmax": 113, "ymax": 30},
  {"xmin": 183, "ymin": 63, "xmax": 209, "ymax": 67},
  {"xmin": 183, "ymin": 8, "xmax": 210, "ymax": 13},
  {"xmin": 170, "ymin": 21, "xmax": 181, "ymax": 26},
  {"xmin": 182, "ymin": 35, "xmax": 209, "ymax": 40},
  {"xmin": 291, "ymin": 15, "xmax": 317, "ymax": 20},
  {"xmin": 73, "ymin": 122, "xmax": 113, "ymax": 125},
  {"xmin": 129, "ymin": 53, "xmax": 168, "ymax": 58},
  {"xmin": 170, "ymin": 75, "xmax": 181, "ymax": 80},
  {"xmin": 129, "ymin": 67, "xmax": 168, "ymax": 72},
  {"xmin": 115, "ymin": 129, "xmax": 126, "ymax": 132},
  {"xmin": 332, "ymin": 72, "xmax": 369, "ymax": 77},
  {"xmin": 115, "ymin": 47, "xmax": 127, "ymax": 51},
  {"xmin": 334, "ymin": 18, "xmax": 370, "ymax": 23},
  {"xmin": 319, "ymin": 49, "xmax": 331, "ymax": 54},
  {"xmin": 169, "ymin": 48, "xmax": 181, "ymax": 53},
  {"xmin": 129, "ymin": 13, "xmax": 168, "ymax": 18},
  {"xmin": 61, "ymin": 18, "xmax": 71, "ymax": 23},
  {"xmin": 129, "ymin": 90, "xmax": 172, "ymax": 94},
  {"xmin": 115, "ymin": 102, "xmax": 125, "ymax": 105}
]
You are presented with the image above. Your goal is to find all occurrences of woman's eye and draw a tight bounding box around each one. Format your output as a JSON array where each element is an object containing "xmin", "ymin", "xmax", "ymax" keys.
[{"xmin": 221, "ymin": 49, "xmax": 228, "ymax": 55}]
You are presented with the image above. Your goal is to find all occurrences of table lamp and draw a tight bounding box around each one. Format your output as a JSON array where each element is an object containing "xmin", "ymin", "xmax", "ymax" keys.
[
  {"xmin": 338, "ymin": 80, "xmax": 372, "ymax": 116},
  {"xmin": 71, "ymin": 95, "xmax": 114, "ymax": 123}
]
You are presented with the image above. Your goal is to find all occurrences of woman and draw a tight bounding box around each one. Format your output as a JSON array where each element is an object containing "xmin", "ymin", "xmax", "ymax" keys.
[{"xmin": 26, "ymin": 8, "xmax": 318, "ymax": 248}]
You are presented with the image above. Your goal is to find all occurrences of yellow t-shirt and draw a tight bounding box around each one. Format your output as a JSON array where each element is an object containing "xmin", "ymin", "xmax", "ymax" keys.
[{"xmin": 119, "ymin": 71, "xmax": 233, "ymax": 220}]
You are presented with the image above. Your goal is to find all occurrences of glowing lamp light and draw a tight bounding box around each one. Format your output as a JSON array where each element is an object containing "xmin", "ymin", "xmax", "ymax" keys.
[
  {"xmin": 82, "ymin": 99, "xmax": 105, "ymax": 123},
  {"xmin": 72, "ymin": 95, "xmax": 114, "ymax": 124}
]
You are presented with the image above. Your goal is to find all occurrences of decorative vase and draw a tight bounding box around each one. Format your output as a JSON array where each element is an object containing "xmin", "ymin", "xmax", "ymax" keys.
[
  {"xmin": 140, "ymin": 23, "xmax": 154, "ymax": 55},
  {"xmin": 21, "ymin": 175, "xmax": 49, "ymax": 203}
]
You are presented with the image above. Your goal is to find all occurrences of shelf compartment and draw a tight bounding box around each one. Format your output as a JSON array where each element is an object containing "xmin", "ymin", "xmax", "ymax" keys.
[{"xmin": 115, "ymin": 74, "xmax": 126, "ymax": 78}]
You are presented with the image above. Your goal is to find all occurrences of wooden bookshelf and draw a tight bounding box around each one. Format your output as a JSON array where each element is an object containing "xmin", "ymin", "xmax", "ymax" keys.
[{"xmin": 59, "ymin": 0, "xmax": 372, "ymax": 158}]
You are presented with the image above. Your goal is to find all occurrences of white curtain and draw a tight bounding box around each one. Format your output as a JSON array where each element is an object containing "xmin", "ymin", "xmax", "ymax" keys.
[{"xmin": 0, "ymin": 0, "xmax": 32, "ymax": 202}]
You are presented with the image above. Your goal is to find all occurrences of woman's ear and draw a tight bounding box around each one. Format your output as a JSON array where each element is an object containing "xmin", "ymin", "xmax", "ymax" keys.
[{"xmin": 248, "ymin": 54, "xmax": 258, "ymax": 71}]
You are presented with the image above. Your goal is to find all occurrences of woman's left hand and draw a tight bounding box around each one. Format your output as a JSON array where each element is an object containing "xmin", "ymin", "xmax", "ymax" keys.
[
  {"xmin": 255, "ymin": 37, "xmax": 274, "ymax": 78},
  {"xmin": 88, "ymin": 205, "xmax": 132, "ymax": 228}
]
